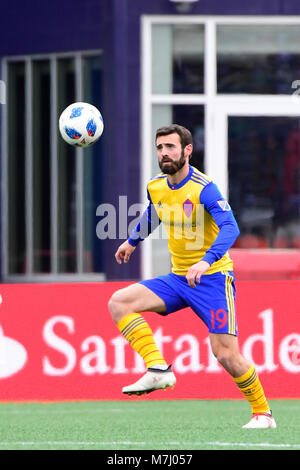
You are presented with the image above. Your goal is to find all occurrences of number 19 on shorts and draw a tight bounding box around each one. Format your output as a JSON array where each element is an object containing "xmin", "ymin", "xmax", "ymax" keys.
[
  {"xmin": 210, "ymin": 308, "xmax": 237, "ymax": 335},
  {"xmin": 210, "ymin": 309, "xmax": 228, "ymax": 331}
]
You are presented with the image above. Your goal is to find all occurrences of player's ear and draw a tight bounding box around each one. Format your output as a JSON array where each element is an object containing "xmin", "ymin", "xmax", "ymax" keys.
[{"xmin": 185, "ymin": 144, "xmax": 193, "ymax": 158}]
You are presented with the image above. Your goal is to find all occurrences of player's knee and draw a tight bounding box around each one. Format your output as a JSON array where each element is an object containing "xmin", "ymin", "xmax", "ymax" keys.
[
  {"xmin": 212, "ymin": 346, "xmax": 233, "ymax": 369},
  {"xmin": 108, "ymin": 292, "xmax": 123, "ymax": 322},
  {"xmin": 213, "ymin": 346, "xmax": 244, "ymax": 376},
  {"xmin": 108, "ymin": 290, "xmax": 130, "ymax": 323}
]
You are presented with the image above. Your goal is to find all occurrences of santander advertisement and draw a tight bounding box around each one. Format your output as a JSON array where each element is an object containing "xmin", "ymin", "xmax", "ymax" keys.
[{"xmin": 0, "ymin": 281, "xmax": 299, "ymax": 401}]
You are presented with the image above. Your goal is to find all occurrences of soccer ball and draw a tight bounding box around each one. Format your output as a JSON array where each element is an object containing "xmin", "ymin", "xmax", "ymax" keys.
[{"xmin": 59, "ymin": 102, "xmax": 104, "ymax": 147}]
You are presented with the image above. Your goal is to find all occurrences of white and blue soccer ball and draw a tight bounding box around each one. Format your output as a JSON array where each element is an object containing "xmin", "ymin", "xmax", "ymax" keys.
[{"xmin": 59, "ymin": 102, "xmax": 104, "ymax": 147}]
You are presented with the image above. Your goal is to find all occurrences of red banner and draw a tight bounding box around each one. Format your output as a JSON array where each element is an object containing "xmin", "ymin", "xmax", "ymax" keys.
[{"xmin": 0, "ymin": 281, "xmax": 299, "ymax": 401}]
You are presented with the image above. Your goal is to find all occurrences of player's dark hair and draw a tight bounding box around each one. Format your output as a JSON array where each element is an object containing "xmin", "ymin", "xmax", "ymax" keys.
[{"xmin": 155, "ymin": 124, "xmax": 193, "ymax": 149}]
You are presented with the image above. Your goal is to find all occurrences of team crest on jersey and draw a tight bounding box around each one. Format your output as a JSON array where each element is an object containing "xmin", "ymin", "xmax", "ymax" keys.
[
  {"xmin": 183, "ymin": 199, "xmax": 193, "ymax": 217},
  {"xmin": 217, "ymin": 200, "xmax": 231, "ymax": 211}
]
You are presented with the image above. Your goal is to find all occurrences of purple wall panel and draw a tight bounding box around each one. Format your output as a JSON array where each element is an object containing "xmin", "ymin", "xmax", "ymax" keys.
[{"xmin": 0, "ymin": 0, "xmax": 103, "ymax": 56}]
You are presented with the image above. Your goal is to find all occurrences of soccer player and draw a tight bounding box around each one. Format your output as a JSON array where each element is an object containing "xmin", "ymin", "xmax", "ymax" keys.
[{"xmin": 108, "ymin": 124, "xmax": 276, "ymax": 429}]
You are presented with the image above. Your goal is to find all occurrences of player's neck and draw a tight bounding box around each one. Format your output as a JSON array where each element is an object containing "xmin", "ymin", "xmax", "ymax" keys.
[{"xmin": 167, "ymin": 163, "xmax": 190, "ymax": 186}]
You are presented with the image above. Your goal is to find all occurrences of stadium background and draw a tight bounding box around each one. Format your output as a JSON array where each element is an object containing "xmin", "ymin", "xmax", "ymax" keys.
[{"xmin": 0, "ymin": 0, "xmax": 299, "ymax": 401}]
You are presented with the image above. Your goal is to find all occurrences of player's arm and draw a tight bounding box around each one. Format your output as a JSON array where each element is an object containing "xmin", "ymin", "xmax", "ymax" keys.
[
  {"xmin": 186, "ymin": 182, "xmax": 240, "ymax": 287},
  {"xmin": 115, "ymin": 190, "xmax": 161, "ymax": 264},
  {"xmin": 199, "ymin": 182, "xmax": 240, "ymax": 266},
  {"xmin": 186, "ymin": 259, "xmax": 211, "ymax": 287},
  {"xmin": 127, "ymin": 190, "xmax": 161, "ymax": 247},
  {"xmin": 115, "ymin": 240, "xmax": 136, "ymax": 264}
]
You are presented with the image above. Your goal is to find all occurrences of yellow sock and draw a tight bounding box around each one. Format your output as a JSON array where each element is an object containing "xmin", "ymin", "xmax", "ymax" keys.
[
  {"xmin": 234, "ymin": 364, "xmax": 270, "ymax": 414},
  {"xmin": 117, "ymin": 313, "xmax": 167, "ymax": 369}
]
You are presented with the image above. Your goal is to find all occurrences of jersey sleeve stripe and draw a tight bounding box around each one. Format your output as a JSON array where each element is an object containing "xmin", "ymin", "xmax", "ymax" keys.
[
  {"xmin": 190, "ymin": 176, "xmax": 206, "ymax": 186},
  {"xmin": 191, "ymin": 172, "xmax": 210, "ymax": 185}
]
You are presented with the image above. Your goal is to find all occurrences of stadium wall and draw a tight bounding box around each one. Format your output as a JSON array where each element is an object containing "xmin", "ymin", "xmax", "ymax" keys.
[
  {"xmin": 0, "ymin": 280, "xmax": 299, "ymax": 401},
  {"xmin": 1, "ymin": 1, "xmax": 300, "ymax": 282}
]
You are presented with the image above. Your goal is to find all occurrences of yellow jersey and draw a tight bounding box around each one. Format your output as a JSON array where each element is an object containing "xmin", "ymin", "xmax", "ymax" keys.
[{"xmin": 129, "ymin": 165, "xmax": 239, "ymax": 276}]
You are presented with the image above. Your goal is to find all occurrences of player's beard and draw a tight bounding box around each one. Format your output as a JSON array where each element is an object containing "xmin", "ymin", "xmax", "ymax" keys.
[{"xmin": 159, "ymin": 149, "xmax": 186, "ymax": 175}]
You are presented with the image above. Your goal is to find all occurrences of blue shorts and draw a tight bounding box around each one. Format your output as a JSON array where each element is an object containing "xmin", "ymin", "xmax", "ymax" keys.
[{"xmin": 139, "ymin": 271, "xmax": 237, "ymax": 336}]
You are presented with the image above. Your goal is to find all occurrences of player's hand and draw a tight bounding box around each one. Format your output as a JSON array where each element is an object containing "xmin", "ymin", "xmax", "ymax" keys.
[
  {"xmin": 115, "ymin": 240, "xmax": 136, "ymax": 264},
  {"xmin": 186, "ymin": 260, "xmax": 210, "ymax": 288}
]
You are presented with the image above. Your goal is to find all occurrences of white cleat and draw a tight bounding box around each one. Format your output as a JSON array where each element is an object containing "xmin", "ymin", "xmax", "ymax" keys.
[
  {"xmin": 122, "ymin": 365, "xmax": 176, "ymax": 396},
  {"xmin": 242, "ymin": 412, "xmax": 277, "ymax": 429}
]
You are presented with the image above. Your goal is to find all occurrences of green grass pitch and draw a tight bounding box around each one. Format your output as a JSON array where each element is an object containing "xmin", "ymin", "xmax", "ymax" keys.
[{"xmin": 0, "ymin": 399, "xmax": 299, "ymax": 450}]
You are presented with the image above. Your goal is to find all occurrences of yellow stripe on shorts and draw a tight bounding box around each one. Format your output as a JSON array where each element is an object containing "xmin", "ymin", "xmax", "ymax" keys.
[{"xmin": 223, "ymin": 272, "xmax": 235, "ymax": 335}]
